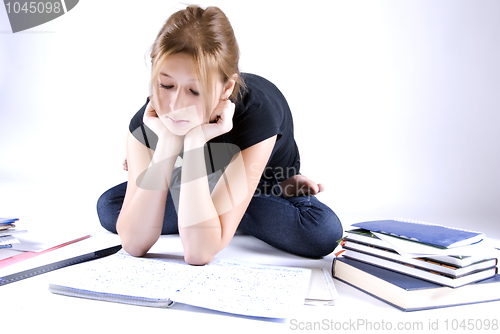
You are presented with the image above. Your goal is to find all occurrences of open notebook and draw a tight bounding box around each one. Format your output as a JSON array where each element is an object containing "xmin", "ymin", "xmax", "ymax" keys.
[{"xmin": 49, "ymin": 250, "xmax": 336, "ymax": 318}]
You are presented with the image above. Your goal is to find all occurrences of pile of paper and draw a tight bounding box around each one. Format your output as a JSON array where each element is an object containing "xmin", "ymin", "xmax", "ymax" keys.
[{"xmin": 0, "ymin": 218, "xmax": 25, "ymax": 249}]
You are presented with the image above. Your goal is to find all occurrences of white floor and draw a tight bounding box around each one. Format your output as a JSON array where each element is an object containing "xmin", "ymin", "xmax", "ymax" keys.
[
  {"xmin": 1, "ymin": 182, "xmax": 499, "ymax": 334},
  {"xmin": 2, "ymin": 2, "xmax": 500, "ymax": 331}
]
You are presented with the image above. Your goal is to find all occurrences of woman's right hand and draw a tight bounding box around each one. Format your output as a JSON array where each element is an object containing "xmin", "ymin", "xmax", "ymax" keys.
[
  {"xmin": 143, "ymin": 99, "xmax": 169, "ymax": 137},
  {"xmin": 143, "ymin": 99, "xmax": 184, "ymax": 157}
]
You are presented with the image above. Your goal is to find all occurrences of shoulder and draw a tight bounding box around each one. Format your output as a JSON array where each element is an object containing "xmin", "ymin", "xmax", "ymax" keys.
[
  {"xmin": 241, "ymin": 72, "xmax": 275, "ymax": 87},
  {"xmin": 238, "ymin": 73, "xmax": 285, "ymax": 105},
  {"xmin": 221, "ymin": 73, "xmax": 291, "ymax": 151},
  {"xmin": 129, "ymin": 97, "xmax": 149, "ymax": 133},
  {"xmin": 234, "ymin": 73, "xmax": 289, "ymax": 118}
]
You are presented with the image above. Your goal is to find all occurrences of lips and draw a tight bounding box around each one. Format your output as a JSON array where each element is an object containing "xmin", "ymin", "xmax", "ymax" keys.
[{"xmin": 166, "ymin": 117, "xmax": 188, "ymax": 125}]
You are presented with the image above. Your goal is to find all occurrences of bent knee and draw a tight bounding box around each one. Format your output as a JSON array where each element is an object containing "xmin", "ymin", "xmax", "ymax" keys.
[
  {"xmin": 300, "ymin": 208, "xmax": 343, "ymax": 257},
  {"xmin": 96, "ymin": 184, "xmax": 126, "ymax": 234}
]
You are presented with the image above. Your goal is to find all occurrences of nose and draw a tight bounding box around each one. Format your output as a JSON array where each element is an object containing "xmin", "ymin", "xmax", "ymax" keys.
[{"xmin": 169, "ymin": 90, "xmax": 187, "ymax": 112}]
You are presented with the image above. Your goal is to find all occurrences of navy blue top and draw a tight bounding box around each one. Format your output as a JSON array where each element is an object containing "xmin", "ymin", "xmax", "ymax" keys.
[{"xmin": 129, "ymin": 73, "xmax": 300, "ymax": 183}]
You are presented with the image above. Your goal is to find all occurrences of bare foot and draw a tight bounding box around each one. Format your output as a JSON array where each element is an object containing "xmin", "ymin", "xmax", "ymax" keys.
[{"xmin": 279, "ymin": 174, "xmax": 325, "ymax": 198}]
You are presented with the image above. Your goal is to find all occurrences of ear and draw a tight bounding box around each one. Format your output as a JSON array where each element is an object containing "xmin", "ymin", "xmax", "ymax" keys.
[{"xmin": 222, "ymin": 73, "xmax": 238, "ymax": 99}]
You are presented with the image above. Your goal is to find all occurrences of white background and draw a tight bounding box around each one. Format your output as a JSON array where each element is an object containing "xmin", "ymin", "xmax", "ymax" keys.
[{"xmin": 1, "ymin": 0, "xmax": 499, "ymax": 238}]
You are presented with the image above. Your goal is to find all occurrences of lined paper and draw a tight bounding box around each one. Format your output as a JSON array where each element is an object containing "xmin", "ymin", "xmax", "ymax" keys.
[{"xmin": 50, "ymin": 251, "xmax": 311, "ymax": 318}]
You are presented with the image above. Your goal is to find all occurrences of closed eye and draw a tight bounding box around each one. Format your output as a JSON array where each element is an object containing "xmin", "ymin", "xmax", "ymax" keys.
[
  {"xmin": 159, "ymin": 84, "xmax": 174, "ymax": 90},
  {"xmin": 159, "ymin": 84, "xmax": 198, "ymax": 96}
]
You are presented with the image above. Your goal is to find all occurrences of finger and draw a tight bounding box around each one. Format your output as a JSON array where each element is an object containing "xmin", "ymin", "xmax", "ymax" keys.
[
  {"xmin": 209, "ymin": 112, "xmax": 221, "ymax": 123},
  {"xmin": 219, "ymin": 101, "xmax": 235, "ymax": 120},
  {"xmin": 210, "ymin": 100, "xmax": 234, "ymax": 122},
  {"xmin": 310, "ymin": 184, "xmax": 320, "ymax": 195},
  {"xmin": 148, "ymin": 96, "xmax": 157, "ymax": 110},
  {"xmin": 144, "ymin": 102, "xmax": 160, "ymax": 121},
  {"xmin": 209, "ymin": 101, "xmax": 225, "ymax": 122},
  {"xmin": 303, "ymin": 181, "xmax": 320, "ymax": 196}
]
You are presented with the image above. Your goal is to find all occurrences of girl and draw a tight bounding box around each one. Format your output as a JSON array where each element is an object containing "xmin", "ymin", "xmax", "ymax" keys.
[{"xmin": 97, "ymin": 5, "xmax": 342, "ymax": 265}]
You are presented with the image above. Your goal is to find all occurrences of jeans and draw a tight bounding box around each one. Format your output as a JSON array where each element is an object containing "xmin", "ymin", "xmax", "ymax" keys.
[{"xmin": 96, "ymin": 180, "xmax": 343, "ymax": 258}]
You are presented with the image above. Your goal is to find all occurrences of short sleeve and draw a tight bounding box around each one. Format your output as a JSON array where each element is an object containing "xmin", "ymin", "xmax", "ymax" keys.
[
  {"xmin": 129, "ymin": 97, "xmax": 158, "ymax": 150},
  {"xmin": 225, "ymin": 74, "xmax": 286, "ymax": 152}
]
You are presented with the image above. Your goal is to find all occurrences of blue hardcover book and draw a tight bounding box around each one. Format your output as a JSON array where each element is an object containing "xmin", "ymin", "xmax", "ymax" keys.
[
  {"xmin": 333, "ymin": 257, "xmax": 500, "ymax": 311},
  {"xmin": 352, "ymin": 219, "xmax": 484, "ymax": 248}
]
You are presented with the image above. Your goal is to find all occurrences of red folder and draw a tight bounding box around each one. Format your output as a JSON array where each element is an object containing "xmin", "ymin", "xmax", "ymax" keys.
[{"xmin": 0, "ymin": 235, "xmax": 90, "ymax": 269}]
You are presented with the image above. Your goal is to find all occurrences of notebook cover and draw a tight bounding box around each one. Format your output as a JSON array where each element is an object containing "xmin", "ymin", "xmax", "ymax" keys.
[{"xmin": 352, "ymin": 220, "xmax": 483, "ymax": 248}]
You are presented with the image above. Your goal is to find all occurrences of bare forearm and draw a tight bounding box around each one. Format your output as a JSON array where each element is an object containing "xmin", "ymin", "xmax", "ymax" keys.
[
  {"xmin": 117, "ymin": 188, "xmax": 168, "ymax": 256},
  {"xmin": 117, "ymin": 140, "xmax": 179, "ymax": 256},
  {"xmin": 178, "ymin": 134, "xmax": 223, "ymax": 264}
]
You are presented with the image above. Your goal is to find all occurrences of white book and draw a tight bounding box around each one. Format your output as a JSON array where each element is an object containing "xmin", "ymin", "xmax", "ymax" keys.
[
  {"xmin": 345, "ymin": 229, "xmax": 497, "ymax": 267},
  {"xmin": 343, "ymin": 240, "xmax": 497, "ymax": 277},
  {"xmin": 342, "ymin": 249, "xmax": 497, "ymax": 288}
]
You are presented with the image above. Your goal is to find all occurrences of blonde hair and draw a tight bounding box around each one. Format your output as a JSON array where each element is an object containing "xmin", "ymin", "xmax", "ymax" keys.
[{"xmin": 149, "ymin": 5, "xmax": 244, "ymax": 119}]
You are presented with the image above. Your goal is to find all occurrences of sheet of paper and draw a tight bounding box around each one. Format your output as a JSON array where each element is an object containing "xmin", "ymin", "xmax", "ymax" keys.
[
  {"xmin": 172, "ymin": 258, "xmax": 311, "ymax": 318},
  {"xmin": 0, "ymin": 235, "xmax": 20, "ymax": 246},
  {"xmin": 374, "ymin": 232, "xmax": 499, "ymax": 258},
  {"xmin": 51, "ymin": 250, "xmax": 196, "ymax": 300}
]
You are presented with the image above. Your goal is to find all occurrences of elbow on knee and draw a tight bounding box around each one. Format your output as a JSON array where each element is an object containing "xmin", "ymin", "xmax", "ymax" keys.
[
  {"xmin": 119, "ymin": 236, "xmax": 150, "ymax": 258},
  {"xmin": 183, "ymin": 251, "xmax": 214, "ymax": 266},
  {"xmin": 121, "ymin": 244, "xmax": 148, "ymax": 258}
]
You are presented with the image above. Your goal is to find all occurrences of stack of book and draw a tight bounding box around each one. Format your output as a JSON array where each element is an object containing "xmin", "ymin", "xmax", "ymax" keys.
[
  {"xmin": 0, "ymin": 218, "xmax": 25, "ymax": 249},
  {"xmin": 333, "ymin": 219, "xmax": 500, "ymax": 311}
]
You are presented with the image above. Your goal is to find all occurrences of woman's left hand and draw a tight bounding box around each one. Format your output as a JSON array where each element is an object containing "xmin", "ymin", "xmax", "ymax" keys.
[
  {"xmin": 203, "ymin": 99, "xmax": 235, "ymax": 141},
  {"xmin": 185, "ymin": 99, "xmax": 235, "ymax": 148}
]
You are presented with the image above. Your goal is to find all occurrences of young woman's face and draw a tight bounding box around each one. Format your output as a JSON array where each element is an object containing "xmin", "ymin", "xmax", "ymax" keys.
[{"xmin": 154, "ymin": 53, "xmax": 223, "ymax": 136}]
